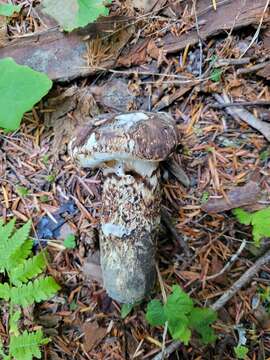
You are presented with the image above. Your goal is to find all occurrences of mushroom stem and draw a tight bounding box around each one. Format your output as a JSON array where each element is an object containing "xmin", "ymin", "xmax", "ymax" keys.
[{"xmin": 100, "ymin": 167, "xmax": 160, "ymax": 303}]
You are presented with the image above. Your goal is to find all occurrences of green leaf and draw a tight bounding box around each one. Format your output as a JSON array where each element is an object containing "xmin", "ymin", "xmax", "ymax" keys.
[
  {"xmin": 10, "ymin": 276, "xmax": 60, "ymax": 308},
  {"xmin": 43, "ymin": 0, "xmax": 111, "ymax": 32},
  {"xmin": 234, "ymin": 345, "xmax": 249, "ymax": 359},
  {"xmin": 260, "ymin": 149, "xmax": 270, "ymax": 161},
  {"xmin": 0, "ymin": 4, "xmax": 21, "ymax": 16},
  {"xmin": 9, "ymin": 310, "xmax": 21, "ymax": 336},
  {"xmin": 189, "ymin": 307, "xmax": 217, "ymax": 344},
  {"xmin": 233, "ymin": 208, "xmax": 252, "ymax": 225},
  {"xmin": 0, "ymin": 283, "xmax": 10, "ymax": 301},
  {"xmin": 0, "ymin": 218, "xmax": 16, "ymax": 243},
  {"xmin": 16, "ymin": 186, "xmax": 29, "ymax": 197},
  {"xmin": 121, "ymin": 303, "xmax": 134, "ymax": 319},
  {"xmin": 210, "ymin": 69, "xmax": 222, "ymax": 82},
  {"xmin": 167, "ymin": 315, "xmax": 191, "ymax": 345},
  {"xmin": 9, "ymin": 239, "xmax": 34, "ymax": 269},
  {"xmin": 164, "ymin": 285, "xmax": 193, "ymax": 318},
  {"xmin": 0, "ymin": 58, "xmax": 52, "ymax": 131},
  {"xmin": 9, "ymin": 330, "xmax": 49, "ymax": 360},
  {"xmin": 0, "ymin": 220, "xmax": 32, "ymax": 272},
  {"xmin": 10, "ymin": 252, "xmax": 47, "ymax": 285},
  {"xmin": 63, "ymin": 234, "xmax": 76, "ymax": 249},
  {"xmin": 234, "ymin": 207, "xmax": 270, "ymax": 247},
  {"xmin": 146, "ymin": 299, "xmax": 166, "ymax": 326}
]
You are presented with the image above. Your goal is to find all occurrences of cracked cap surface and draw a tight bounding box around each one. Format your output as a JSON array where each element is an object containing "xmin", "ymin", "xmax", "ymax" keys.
[{"xmin": 69, "ymin": 112, "xmax": 178, "ymax": 168}]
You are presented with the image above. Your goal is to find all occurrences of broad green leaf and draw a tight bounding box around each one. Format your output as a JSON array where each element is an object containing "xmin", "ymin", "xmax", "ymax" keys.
[
  {"xmin": 164, "ymin": 285, "xmax": 193, "ymax": 318},
  {"xmin": 234, "ymin": 207, "xmax": 270, "ymax": 247},
  {"xmin": 63, "ymin": 234, "xmax": 76, "ymax": 249},
  {"xmin": 189, "ymin": 307, "xmax": 217, "ymax": 344},
  {"xmin": 233, "ymin": 208, "xmax": 252, "ymax": 225},
  {"xmin": 234, "ymin": 345, "xmax": 249, "ymax": 359},
  {"xmin": 121, "ymin": 303, "xmax": 134, "ymax": 319},
  {"xmin": 0, "ymin": 4, "xmax": 21, "ymax": 16},
  {"xmin": 0, "ymin": 58, "xmax": 52, "ymax": 131},
  {"xmin": 43, "ymin": 0, "xmax": 111, "ymax": 32},
  {"xmin": 167, "ymin": 315, "xmax": 191, "ymax": 345},
  {"xmin": 146, "ymin": 299, "xmax": 166, "ymax": 326}
]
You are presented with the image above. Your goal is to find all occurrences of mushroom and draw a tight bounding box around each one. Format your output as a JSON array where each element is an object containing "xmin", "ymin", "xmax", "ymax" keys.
[{"xmin": 69, "ymin": 112, "xmax": 178, "ymax": 303}]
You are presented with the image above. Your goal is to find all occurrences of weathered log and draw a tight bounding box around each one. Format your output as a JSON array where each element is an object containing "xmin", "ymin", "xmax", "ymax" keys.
[{"xmin": 0, "ymin": 16, "xmax": 130, "ymax": 81}]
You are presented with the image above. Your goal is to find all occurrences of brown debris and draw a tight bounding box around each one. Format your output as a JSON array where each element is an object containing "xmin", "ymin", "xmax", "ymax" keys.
[
  {"xmin": 202, "ymin": 181, "xmax": 261, "ymax": 213},
  {"xmin": 82, "ymin": 322, "xmax": 107, "ymax": 353},
  {"xmin": 161, "ymin": 0, "xmax": 270, "ymax": 54}
]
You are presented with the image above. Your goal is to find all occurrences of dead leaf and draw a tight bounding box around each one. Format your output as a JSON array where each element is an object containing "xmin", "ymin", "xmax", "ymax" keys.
[
  {"xmin": 132, "ymin": 0, "xmax": 166, "ymax": 12},
  {"xmin": 147, "ymin": 39, "xmax": 160, "ymax": 60},
  {"xmin": 90, "ymin": 79, "xmax": 137, "ymax": 111},
  {"xmin": 208, "ymin": 254, "xmax": 227, "ymax": 285},
  {"xmin": 45, "ymin": 87, "xmax": 99, "ymax": 156},
  {"xmin": 0, "ymin": 16, "xmax": 7, "ymax": 48},
  {"xmin": 118, "ymin": 39, "xmax": 150, "ymax": 67},
  {"xmin": 83, "ymin": 322, "xmax": 107, "ymax": 352}
]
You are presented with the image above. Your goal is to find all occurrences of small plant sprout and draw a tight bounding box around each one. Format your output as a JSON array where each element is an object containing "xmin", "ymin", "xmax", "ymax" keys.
[
  {"xmin": 233, "ymin": 207, "xmax": 270, "ymax": 247},
  {"xmin": 234, "ymin": 345, "xmax": 249, "ymax": 359},
  {"xmin": 146, "ymin": 285, "xmax": 217, "ymax": 345}
]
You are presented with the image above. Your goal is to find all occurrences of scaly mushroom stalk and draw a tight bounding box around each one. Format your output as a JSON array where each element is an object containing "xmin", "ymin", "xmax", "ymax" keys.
[{"xmin": 69, "ymin": 112, "xmax": 177, "ymax": 303}]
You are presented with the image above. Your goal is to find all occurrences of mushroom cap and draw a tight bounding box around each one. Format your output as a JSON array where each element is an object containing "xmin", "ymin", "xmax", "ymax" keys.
[{"xmin": 69, "ymin": 112, "xmax": 178, "ymax": 169}]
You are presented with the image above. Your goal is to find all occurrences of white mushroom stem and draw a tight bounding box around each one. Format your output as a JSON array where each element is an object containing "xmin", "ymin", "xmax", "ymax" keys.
[{"xmin": 100, "ymin": 165, "xmax": 160, "ymax": 303}]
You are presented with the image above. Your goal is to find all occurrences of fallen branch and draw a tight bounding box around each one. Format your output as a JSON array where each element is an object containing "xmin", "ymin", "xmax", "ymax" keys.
[
  {"xmin": 161, "ymin": 0, "xmax": 269, "ymax": 54},
  {"xmin": 213, "ymin": 93, "xmax": 270, "ymax": 142},
  {"xmin": 202, "ymin": 181, "xmax": 261, "ymax": 213}
]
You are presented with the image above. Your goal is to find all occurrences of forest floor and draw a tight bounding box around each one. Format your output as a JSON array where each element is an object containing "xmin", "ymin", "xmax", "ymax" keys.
[{"xmin": 0, "ymin": 0, "xmax": 270, "ymax": 359}]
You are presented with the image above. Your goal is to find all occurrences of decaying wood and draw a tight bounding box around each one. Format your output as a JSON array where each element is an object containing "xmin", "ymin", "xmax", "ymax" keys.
[
  {"xmin": 0, "ymin": 16, "xmax": 131, "ymax": 81},
  {"xmin": 214, "ymin": 93, "xmax": 270, "ymax": 142},
  {"xmin": 160, "ymin": 0, "xmax": 269, "ymax": 54},
  {"xmin": 202, "ymin": 181, "xmax": 261, "ymax": 213}
]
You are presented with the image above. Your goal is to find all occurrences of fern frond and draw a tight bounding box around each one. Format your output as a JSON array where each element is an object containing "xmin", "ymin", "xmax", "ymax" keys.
[
  {"xmin": 0, "ymin": 220, "xmax": 32, "ymax": 272},
  {"xmin": 10, "ymin": 277, "xmax": 60, "ymax": 308},
  {"xmin": 0, "ymin": 283, "xmax": 10, "ymax": 301},
  {"xmin": 0, "ymin": 218, "xmax": 16, "ymax": 241},
  {"xmin": 9, "ymin": 239, "xmax": 34, "ymax": 270},
  {"xmin": 10, "ymin": 252, "xmax": 47, "ymax": 286},
  {"xmin": 9, "ymin": 329, "xmax": 48, "ymax": 360}
]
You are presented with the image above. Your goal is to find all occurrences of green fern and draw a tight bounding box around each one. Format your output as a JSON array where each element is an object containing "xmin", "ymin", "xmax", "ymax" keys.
[
  {"xmin": 9, "ymin": 330, "xmax": 49, "ymax": 360},
  {"xmin": 10, "ymin": 252, "xmax": 47, "ymax": 286},
  {"xmin": 0, "ymin": 220, "xmax": 31, "ymax": 272},
  {"xmin": 0, "ymin": 218, "xmax": 60, "ymax": 360},
  {"xmin": 10, "ymin": 277, "xmax": 60, "ymax": 307}
]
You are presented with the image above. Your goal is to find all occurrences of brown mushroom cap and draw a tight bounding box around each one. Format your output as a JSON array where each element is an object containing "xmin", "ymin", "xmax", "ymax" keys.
[{"xmin": 69, "ymin": 112, "xmax": 178, "ymax": 170}]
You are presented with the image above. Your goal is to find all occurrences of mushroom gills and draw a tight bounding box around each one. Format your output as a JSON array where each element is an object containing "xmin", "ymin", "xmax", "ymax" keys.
[{"xmin": 100, "ymin": 170, "xmax": 160, "ymax": 303}]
